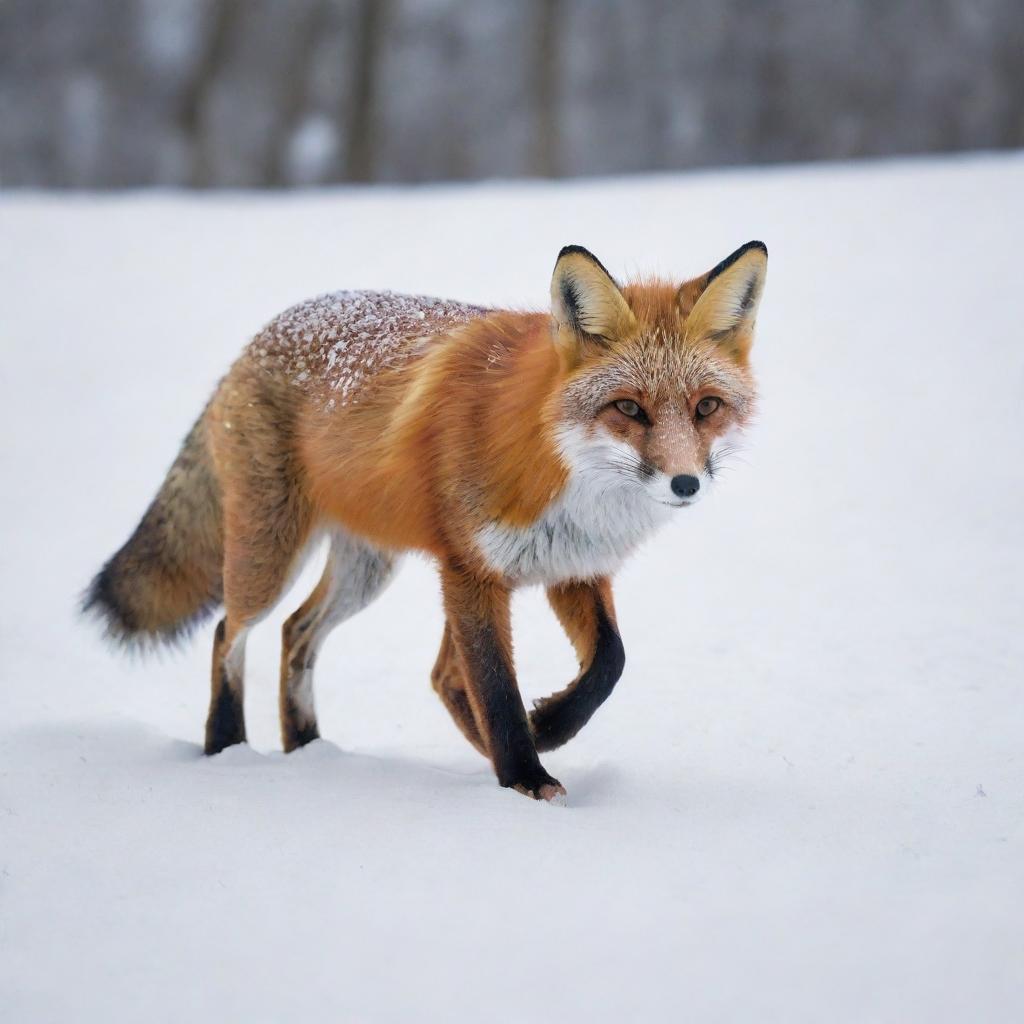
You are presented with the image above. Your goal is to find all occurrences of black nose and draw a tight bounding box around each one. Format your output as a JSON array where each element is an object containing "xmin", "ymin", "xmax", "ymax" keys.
[{"xmin": 670, "ymin": 474, "xmax": 700, "ymax": 498}]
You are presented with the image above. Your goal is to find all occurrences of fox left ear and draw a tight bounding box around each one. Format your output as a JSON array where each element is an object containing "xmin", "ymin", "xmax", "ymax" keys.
[
  {"xmin": 680, "ymin": 240, "xmax": 767, "ymax": 359},
  {"xmin": 551, "ymin": 245, "xmax": 636, "ymax": 362}
]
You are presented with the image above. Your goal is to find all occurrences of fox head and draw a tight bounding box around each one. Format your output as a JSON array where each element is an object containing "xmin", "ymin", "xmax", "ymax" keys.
[{"xmin": 548, "ymin": 241, "xmax": 766, "ymax": 509}]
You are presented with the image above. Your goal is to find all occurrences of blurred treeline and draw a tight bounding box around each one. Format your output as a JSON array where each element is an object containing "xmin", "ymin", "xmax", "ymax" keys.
[{"xmin": 2, "ymin": 0, "xmax": 1022, "ymax": 188}]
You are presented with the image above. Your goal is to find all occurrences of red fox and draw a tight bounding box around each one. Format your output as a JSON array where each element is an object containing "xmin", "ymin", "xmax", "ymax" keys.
[{"xmin": 85, "ymin": 241, "xmax": 766, "ymax": 801}]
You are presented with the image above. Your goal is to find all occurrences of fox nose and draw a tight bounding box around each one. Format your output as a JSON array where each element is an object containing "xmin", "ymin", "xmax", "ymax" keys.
[{"xmin": 670, "ymin": 474, "xmax": 700, "ymax": 498}]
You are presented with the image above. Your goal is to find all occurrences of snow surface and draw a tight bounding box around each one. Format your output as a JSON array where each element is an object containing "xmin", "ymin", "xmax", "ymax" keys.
[{"xmin": 2, "ymin": 154, "xmax": 1023, "ymax": 1022}]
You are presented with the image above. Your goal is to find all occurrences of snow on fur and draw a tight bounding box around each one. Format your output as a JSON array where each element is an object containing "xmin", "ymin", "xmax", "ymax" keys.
[{"xmin": 251, "ymin": 289, "xmax": 488, "ymax": 404}]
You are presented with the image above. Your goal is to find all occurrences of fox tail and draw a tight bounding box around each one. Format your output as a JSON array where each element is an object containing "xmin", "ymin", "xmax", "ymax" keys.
[{"xmin": 83, "ymin": 413, "xmax": 224, "ymax": 649}]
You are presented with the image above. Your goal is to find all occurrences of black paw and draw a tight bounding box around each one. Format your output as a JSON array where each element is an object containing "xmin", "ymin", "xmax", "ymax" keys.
[
  {"xmin": 499, "ymin": 765, "xmax": 566, "ymax": 802},
  {"xmin": 204, "ymin": 686, "xmax": 246, "ymax": 754},
  {"xmin": 529, "ymin": 700, "xmax": 579, "ymax": 753},
  {"xmin": 283, "ymin": 721, "xmax": 320, "ymax": 752}
]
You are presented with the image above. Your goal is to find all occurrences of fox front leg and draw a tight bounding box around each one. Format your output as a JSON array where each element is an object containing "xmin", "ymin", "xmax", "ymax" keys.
[
  {"xmin": 530, "ymin": 578, "xmax": 625, "ymax": 752},
  {"xmin": 430, "ymin": 621, "xmax": 488, "ymax": 757},
  {"xmin": 440, "ymin": 564, "xmax": 565, "ymax": 801}
]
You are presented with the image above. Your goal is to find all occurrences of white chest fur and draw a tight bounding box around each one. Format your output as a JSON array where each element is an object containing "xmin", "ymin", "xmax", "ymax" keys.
[{"xmin": 474, "ymin": 462, "xmax": 671, "ymax": 585}]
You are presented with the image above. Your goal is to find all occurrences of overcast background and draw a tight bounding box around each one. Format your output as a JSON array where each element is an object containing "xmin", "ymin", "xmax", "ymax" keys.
[{"xmin": 3, "ymin": 0, "xmax": 1024, "ymax": 189}]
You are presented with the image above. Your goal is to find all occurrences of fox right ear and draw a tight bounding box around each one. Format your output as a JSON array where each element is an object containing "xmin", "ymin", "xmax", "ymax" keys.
[
  {"xmin": 681, "ymin": 240, "xmax": 767, "ymax": 361},
  {"xmin": 550, "ymin": 245, "xmax": 636, "ymax": 362}
]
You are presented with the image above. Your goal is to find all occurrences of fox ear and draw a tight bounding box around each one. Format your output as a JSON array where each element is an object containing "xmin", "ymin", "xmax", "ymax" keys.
[
  {"xmin": 681, "ymin": 241, "xmax": 767, "ymax": 359},
  {"xmin": 551, "ymin": 245, "xmax": 636, "ymax": 359}
]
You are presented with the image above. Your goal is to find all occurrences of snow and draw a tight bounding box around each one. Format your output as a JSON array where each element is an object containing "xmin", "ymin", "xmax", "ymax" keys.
[{"xmin": 2, "ymin": 153, "xmax": 1023, "ymax": 1022}]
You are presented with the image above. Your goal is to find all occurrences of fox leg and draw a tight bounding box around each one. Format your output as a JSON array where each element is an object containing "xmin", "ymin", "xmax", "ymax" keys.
[
  {"xmin": 440, "ymin": 564, "xmax": 564, "ymax": 800},
  {"xmin": 280, "ymin": 531, "xmax": 396, "ymax": 752},
  {"xmin": 279, "ymin": 567, "xmax": 331, "ymax": 752},
  {"xmin": 207, "ymin": 518, "xmax": 313, "ymax": 754},
  {"xmin": 206, "ymin": 615, "xmax": 249, "ymax": 753},
  {"xmin": 529, "ymin": 577, "xmax": 625, "ymax": 752},
  {"xmin": 430, "ymin": 622, "xmax": 488, "ymax": 757},
  {"xmin": 205, "ymin": 426, "xmax": 317, "ymax": 754}
]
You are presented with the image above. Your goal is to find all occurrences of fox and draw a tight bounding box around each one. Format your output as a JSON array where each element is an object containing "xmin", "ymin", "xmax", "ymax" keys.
[{"xmin": 84, "ymin": 240, "xmax": 766, "ymax": 801}]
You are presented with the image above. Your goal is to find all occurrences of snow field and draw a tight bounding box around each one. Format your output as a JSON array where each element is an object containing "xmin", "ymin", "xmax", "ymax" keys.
[{"xmin": 1, "ymin": 152, "xmax": 1022, "ymax": 1021}]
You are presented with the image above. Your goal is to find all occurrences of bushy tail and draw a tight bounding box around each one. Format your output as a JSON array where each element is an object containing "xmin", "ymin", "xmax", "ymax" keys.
[{"xmin": 83, "ymin": 413, "xmax": 224, "ymax": 649}]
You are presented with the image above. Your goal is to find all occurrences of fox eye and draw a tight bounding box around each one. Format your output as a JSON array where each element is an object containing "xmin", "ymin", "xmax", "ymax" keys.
[
  {"xmin": 695, "ymin": 397, "xmax": 721, "ymax": 419},
  {"xmin": 614, "ymin": 399, "xmax": 643, "ymax": 419}
]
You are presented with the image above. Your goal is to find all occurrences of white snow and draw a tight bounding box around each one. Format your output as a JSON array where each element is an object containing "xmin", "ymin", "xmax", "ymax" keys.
[{"xmin": 2, "ymin": 153, "xmax": 1023, "ymax": 1022}]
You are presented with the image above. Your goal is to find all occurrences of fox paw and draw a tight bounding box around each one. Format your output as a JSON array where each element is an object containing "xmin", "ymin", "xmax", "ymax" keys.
[
  {"xmin": 514, "ymin": 781, "xmax": 567, "ymax": 803},
  {"xmin": 504, "ymin": 771, "xmax": 567, "ymax": 802},
  {"xmin": 528, "ymin": 702, "xmax": 577, "ymax": 753}
]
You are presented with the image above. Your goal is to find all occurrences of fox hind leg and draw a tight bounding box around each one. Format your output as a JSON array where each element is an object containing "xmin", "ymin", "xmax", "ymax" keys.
[
  {"xmin": 206, "ymin": 517, "xmax": 313, "ymax": 755},
  {"xmin": 206, "ymin": 616, "xmax": 249, "ymax": 754},
  {"xmin": 279, "ymin": 569, "xmax": 332, "ymax": 751},
  {"xmin": 280, "ymin": 531, "xmax": 397, "ymax": 752},
  {"xmin": 205, "ymin": 430, "xmax": 317, "ymax": 755}
]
